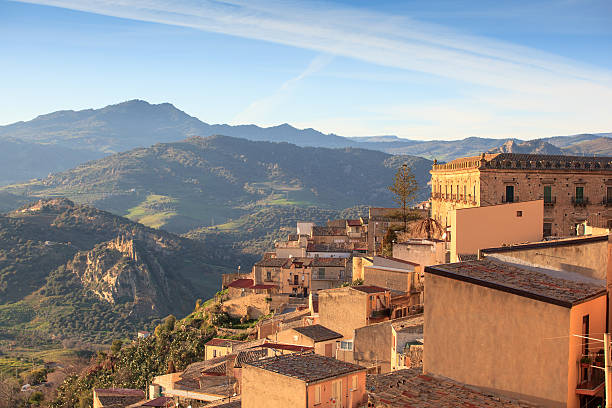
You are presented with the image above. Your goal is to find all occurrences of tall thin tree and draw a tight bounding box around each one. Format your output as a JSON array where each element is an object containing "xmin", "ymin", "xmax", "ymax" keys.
[{"xmin": 388, "ymin": 163, "xmax": 418, "ymax": 231}]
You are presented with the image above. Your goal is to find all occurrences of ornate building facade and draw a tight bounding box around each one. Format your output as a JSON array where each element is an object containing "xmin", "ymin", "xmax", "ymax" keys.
[{"xmin": 430, "ymin": 153, "xmax": 612, "ymax": 238}]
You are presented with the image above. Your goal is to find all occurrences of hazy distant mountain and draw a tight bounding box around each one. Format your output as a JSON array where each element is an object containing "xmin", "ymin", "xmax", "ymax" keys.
[
  {"xmin": 0, "ymin": 135, "xmax": 433, "ymax": 233},
  {"xmin": 1, "ymin": 100, "xmax": 608, "ymax": 164},
  {"xmin": 0, "ymin": 138, "xmax": 104, "ymax": 185}
]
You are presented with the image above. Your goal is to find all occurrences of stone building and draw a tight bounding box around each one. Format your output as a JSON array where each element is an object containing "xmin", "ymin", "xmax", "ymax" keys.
[{"xmin": 430, "ymin": 153, "xmax": 612, "ymax": 238}]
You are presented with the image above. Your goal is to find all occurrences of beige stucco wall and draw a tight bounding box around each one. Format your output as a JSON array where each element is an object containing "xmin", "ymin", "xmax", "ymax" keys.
[
  {"xmin": 424, "ymin": 273, "xmax": 571, "ymax": 407},
  {"xmin": 450, "ymin": 200, "xmax": 543, "ymax": 262},
  {"xmin": 363, "ymin": 265, "xmax": 414, "ymax": 293},
  {"xmin": 268, "ymin": 328, "xmax": 316, "ymax": 348},
  {"xmin": 205, "ymin": 345, "xmax": 233, "ymax": 360},
  {"xmin": 319, "ymin": 287, "xmax": 368, "ymax": 339},
  {"xmin": 352, "ymin": 257, "xmax": 373, "ymax": 281},
  {"xmin": 353, "ymin": 320, "xmax": 393, "ymax": 373},
  {"xmin": 242, "ymin": 365, "xmax": 307, "ymax": 408},
  {"xmin": 392, "ymin": 241, "xmax": 446, "ymax": 266},
  {"xmin": 481, "ymin": 237, "xmax": 608, "ymax": 280},
  {"xmin": 567, "ymin": 295, "xmax": 606, "ymax": 408}
]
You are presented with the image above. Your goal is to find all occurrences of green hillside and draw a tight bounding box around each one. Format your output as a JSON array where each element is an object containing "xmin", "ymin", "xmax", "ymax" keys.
[
  {"xmin": 1, "ymin": 135, "xmax": 432, "ymax": 233},
  {"xmin": 0, "ymin": 198, "xmax": 235, "ymax": 345}
]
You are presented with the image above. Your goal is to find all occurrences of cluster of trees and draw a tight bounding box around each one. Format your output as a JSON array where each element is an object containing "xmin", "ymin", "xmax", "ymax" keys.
[{"xmin": 50, "ymin": 313, "xmax": 214, "ymax": 408}]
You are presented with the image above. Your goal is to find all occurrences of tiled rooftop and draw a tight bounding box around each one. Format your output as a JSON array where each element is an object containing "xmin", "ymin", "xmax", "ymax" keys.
[
  {"xmin": 262, "ymin": 342, "xmax": 314, "ymax": 352},
  {"xmin": 254, "ymin": 258, "xmax": 288, "ymax": 267},
  {"xmin": 367, "ymin": 369, "xmax": 538, "ymax": 407},
  {"xmin": 205, "ymin": 338, "xmax": 246, "ymax": 348},
  {"xmin": 246, "ymin": 352, "xmax": 364, "ymax": 383},
  {"xmin": 312, "ymin": 226, "xmax": 347, "ymax": 236},
  {"xmin": 137, "ymin": 396, "xmax": 174, "ymax": 407},
  {"xmin": 227, "ymin": 279, "xmax": 254, "ymax": 289},
  {"xmin": 95, "ymin": 389, "xmax": 145, "ymax": 407},
  {"xmin": 293, "ymin": 324, "xmax": 343, "ymax": 342},
  {"xmin": 307, "ymin": 243, "xmax": 352, "ymax": 252},
  {"xmin": 391, "ymin": 314, "xmax": 424, "ymax": 333},
  {"xmin": 425, "ymin": 258, "xmax": 606, "ymax": 307}
]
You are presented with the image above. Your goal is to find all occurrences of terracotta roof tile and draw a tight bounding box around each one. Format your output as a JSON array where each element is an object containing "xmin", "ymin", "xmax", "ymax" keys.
[
  {"xmin": 367, "ymin": 369, "xmax": 537, "ymax": 407},
  {"xmin": 293, "ymin": 324, "xmax": 343, "ymax": 342},
  {"xmin": 246, "ymin": 352, "xmax": 364, "ymax": 382},
  {"xmin": 227, "ymin": 279, "xmax": 254, "ymax": 289},
  {"xmin": 425, "ymin": 258, "xmax": 605, "ymax": 307},
  {"xmin": 352, "ymin": 285, "xmax": 388, "ymax": 294}
]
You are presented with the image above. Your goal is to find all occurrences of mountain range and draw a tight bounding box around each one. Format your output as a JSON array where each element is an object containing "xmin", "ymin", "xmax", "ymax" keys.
[
  {"xmin": 0, "ymin": 135, "xmax": 432, "ymax": 233},
  {"xmin": 0, "ymin": 100, "xmax": 609, "ymax": 185}
]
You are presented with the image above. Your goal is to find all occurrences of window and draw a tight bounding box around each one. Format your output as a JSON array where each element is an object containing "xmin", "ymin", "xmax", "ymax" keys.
[
  {"xmin": 318, "ymin": 268, "xmax": 325, "ymax": 279},
  {"xmin": 351, "ymin": 375, "xmax": 358, "ymax": 391},
  {"xmin": 266, "ymin": 270, "xmax": 272, "ymax": 281},
  {"xmin": 543, "ymin": 223, "xmax": 552, "ymax": 237},
  {"xmin": 463, "ymin": 185, "xmax": 466, "ymax": 199},
  {"xmin": 340, "ymin": 340, "xmax": 353, "ymax": 351},
  {"xmin": 607, "ymin": 187, "xmax": 612, "ymax": 205},
  {"xmin": 213, "ymin": 349, "xmax": 217, "ymax": 358},
  {"xmin": 543, "ymin": 186, "xmax": 552, "ymax": 203},
  {"xmin": 516, "ymin": 211, "xmax": 522, "ymax": 217},
  {"xmin": 293, "ymin": 275, "xmax": 299, "ymax": 285},
  {"xmin": 505, "ymin": 185, "xmax": 514, "ymax": 203},
  {"xmin": 576, "ymin": 186, "xmax": 584, "ymax": 203},
  {"xmin": 314, "ymin": 385, "xmax": 321, "ymax": 404}
]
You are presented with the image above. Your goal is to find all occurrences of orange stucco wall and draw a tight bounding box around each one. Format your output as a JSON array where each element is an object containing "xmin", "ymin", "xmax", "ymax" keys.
[
  {"xmin": 306, "ymin": 371, "xmax": 367, "ymax": 408},
  {"xmin": 567, "ymin": 295, "xmax": 607, "ymax": 408},
  {"xmin": 450, "ymin": 200, "xmax": 543, "ymax": 262}
]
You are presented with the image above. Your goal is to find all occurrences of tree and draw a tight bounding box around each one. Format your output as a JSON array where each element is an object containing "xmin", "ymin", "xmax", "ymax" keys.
[
  {"xmin": 163, "ymin": 315, "xmax": 176, "ymax": 332},
  {"xmin": 388, "ymin": 164, "xmax": 418, "ymax": 231},
  {"xmin": 110, "ymin": 339, "xmax": 123, "ymax": 355}
]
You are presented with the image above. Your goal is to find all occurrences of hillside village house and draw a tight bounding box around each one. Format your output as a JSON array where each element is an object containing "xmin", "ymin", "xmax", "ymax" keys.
[
  {"xmin": 268, "ymin": 324, "xmax": 343, "ymax": 357},
  {"xmin": 204, "ymin": 338, "xmax": 247, "ymax": 360},
  {"xmin": 430, "ymin": 153, "xmax": 612, "ymax": 238},
  {"xmin": 93, "ymin": 388, "xmax": 145, "ymax": 408},
  {"xmin": 318, "ymin": 285, "xmax": 392, "ymax": 358},
  {"xmin": 352, "ymin": 314, "xmax": 423, "ymax": 373},
  {"xmin": 242, "ymin": 353, "xmax": 367, "ymax": 408},
  {"xmin": 424, "ymin": 257, "xmax": 607, "ymax": 408}
]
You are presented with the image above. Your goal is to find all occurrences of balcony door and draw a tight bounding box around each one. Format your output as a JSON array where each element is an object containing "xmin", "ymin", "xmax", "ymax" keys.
[{"xmin": 505, "ymin": 185, "xmax": 514, "ymax": 203}]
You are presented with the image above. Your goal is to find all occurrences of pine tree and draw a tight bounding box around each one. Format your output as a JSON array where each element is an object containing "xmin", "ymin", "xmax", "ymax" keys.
[{"xmin": 388, "ymin": 164, "xmax": 418, "ymax": 231}]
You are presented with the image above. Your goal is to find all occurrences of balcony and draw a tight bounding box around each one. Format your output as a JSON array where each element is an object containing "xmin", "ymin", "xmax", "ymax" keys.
[
  {"xmin": 576, "ymin": 353, "xmax": 605, "ymax": 396},
  {"xmin": 543, "ymin": 197, "xmax": 556, "ymax": 206},
  {"xmin": 571, "ymin": 197, "xmax": 589, "ymax": 207}
]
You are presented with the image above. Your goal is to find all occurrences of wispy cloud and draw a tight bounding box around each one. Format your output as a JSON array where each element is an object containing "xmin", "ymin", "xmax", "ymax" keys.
[
  {"xmin": 15, "ymin": 0, "xmax": 612, "ymax": 138},
  {"xmin": 232, "ymin": 53, "xmax": 333, "ymax": 124}
]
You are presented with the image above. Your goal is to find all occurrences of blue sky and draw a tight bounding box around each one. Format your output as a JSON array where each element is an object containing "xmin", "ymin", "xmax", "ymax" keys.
[{"xmin": 1, "ymin": 0, "xmax": 611, "ymax": 140}]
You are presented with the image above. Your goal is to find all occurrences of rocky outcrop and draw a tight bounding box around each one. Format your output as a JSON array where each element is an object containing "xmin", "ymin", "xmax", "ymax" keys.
[{"xmin": 65, "ymin": 235, "xmax": 182, "ymax": 316}]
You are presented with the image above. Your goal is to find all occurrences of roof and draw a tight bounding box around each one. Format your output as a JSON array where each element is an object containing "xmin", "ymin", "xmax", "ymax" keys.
[
  {"xmin": 391, "ymin": 314, "xmax": 424, "ymax": 333},
  {"xmin": 205, "ymin": 338, "xmax": 246, "ymax": 348},
  {"xmin": 245, "ymin": 352, "xmax": 365, "ymax": 383},
  {"xmin": 347, "ymin": 219, "xmax": 362, "ymax": 226},
  {"xmin": 425, "ymin": 258, "xmax": 606, "ymax": 308},
  {"xmin": 254, "ymin": 258, "xmax": 288, "ymax": 267},
  {"xmin": 227, "ymin": 279, "xmax": 254, "ymax": 289},
  {"xmin": 174, "ymin": 375, "xmax": 236, "ymax": 396},
  {"xmin": 480, "ymin": 234, "xmax": 609, "ymax": 255},
  {"xmin": 433, "ymin": 152, "xmax": 612, "ymax": 172},
  {"xmin": 312, "ymin": 226, "xmax": 347, "ymax": 236},
  {"xmin": 367, "ymin": 368, "xmax": 535, "ymax": 407},
  {"xmin": 95, "ymin": 389, "xmax": 145, "ymax": 407},
  {"xmin": 293, "ymin": 324, "xmax": 343, "ymax": 342},
  {"xmin": 308, "ymin": 257, "xmax": 346, "ymax": 267},
  {"xmin": 307, "ymin": 243, "xmax": 352, "ymax": 253},
  {"xmin": 351, "ymin": 285, "xmax": 388, "ymax": 294},
  {"xmin": 234, "ymin": 349, "xmax": 268, "ymax": 368}
]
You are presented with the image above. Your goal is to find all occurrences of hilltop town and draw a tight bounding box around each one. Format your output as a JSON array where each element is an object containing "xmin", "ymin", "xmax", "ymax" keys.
[{"xmin": 79, "ymin": 152, "xmax": 612, "ymax": 408}]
